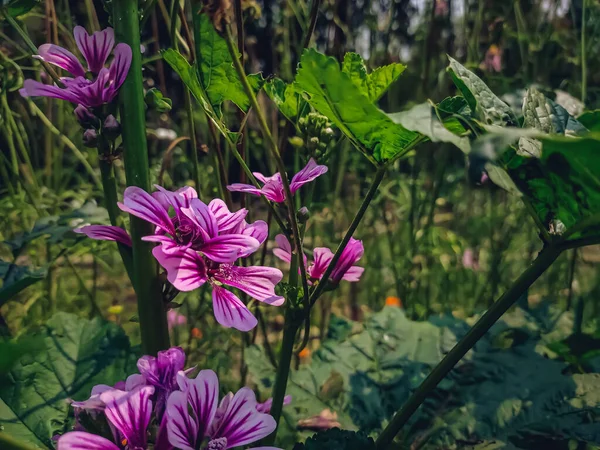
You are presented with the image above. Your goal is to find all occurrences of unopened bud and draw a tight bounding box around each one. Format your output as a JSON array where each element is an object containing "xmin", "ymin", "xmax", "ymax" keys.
[
  {"xmin": 103, "ymin": 115, "xmax": 121, "ymax": 140},
  {"xmin": 83, "ymin": 128, "xmax": 98, "ymax": 147},
  {"xmin": 288, "ymin": 136, "xmax": 304, "ymax": 148},
  {"xmin": 74, "ymin": 105, "xmax": 98, "ymax": 128},
  {"xmin": 297, "ymin": 206, "xmax": 310, "ymax": 223}
]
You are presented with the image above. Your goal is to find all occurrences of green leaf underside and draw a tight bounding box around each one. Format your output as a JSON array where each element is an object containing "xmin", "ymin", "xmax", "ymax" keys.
[
  {"xmin": 0, "ymin": 313, "xmax": 138, "ymax": 446},
  {"xmin": 447, "ymin": 57, "xmax": 518, "ymax": 127},
  {"xmin": 162, "ymin": 48, "xmax": 238, "ymax": 143},
  {"xmin": 195, "ymin": 13, "xmax": 263, "ymax": 113},
  {"xmin": 294, "ymin": 49, "xmax": 419, "ymax": 164},
  {"xmin": 247, "ymin": 306, "xmax": 600, "ymax": 449},
  {"xmin": 388, "ymin": 102, "xmax": 471, "ymax": 154},
  {"xmin": 577, "ymin": 110, "xmax": 600, "ymax": 132},
  {"xmin": 264, "ymin": 78, "xmax": 306, "ymax": 123},
  {"xmin": 341, "ymin": 52, "xmax": 406, "ymax": 102}
]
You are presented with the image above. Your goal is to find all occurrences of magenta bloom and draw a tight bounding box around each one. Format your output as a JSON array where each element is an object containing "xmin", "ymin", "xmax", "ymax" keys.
[
  {"xmin": 166, "ymin": 370, "xmax": 281, "ymax": 450},
  {"xmin": 20, "ymin": 26, "xmax": 131, "ymax": 108},
  {"xmin": 154, "ymin": 245, "xmax": 284, "ymax": 331},
  {"xmin": 74, "ymin": 224, "xmax": 132, "ymax": 246},
  {"xmin": 58, "ymin": 385, "xmax": 159, "ymax": 450},
  {"xmin": 227, "ymin": 158, "xmax": 328, "ymax": 203},
  {"xmin": 274, "ymin": 234, "xmax": 364, "ymax": 284},
  {"xmin": 256, "ymin": 395, "xmax": 292, "ymax": 414}
]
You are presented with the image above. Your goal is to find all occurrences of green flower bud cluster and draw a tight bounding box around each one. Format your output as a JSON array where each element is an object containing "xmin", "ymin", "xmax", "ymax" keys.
[{"xmin": 297, "ymin": 112, "xmax": 335, "ymax": 159}]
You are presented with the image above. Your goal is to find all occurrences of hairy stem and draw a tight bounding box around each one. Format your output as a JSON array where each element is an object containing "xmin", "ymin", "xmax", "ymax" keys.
[
  {"xmin": 113, "ymin": 0, "xmax": 170, "ymax": 355},
  {"xmin": 375, "ymin": 244, "xmax": 563, "ymax": 448}
]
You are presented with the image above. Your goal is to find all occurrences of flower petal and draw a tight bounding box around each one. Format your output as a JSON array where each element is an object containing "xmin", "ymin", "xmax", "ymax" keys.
[
  {"xmin": 186, "ymin": 370, "xmax": 220, "ymax": 441},
  {"xmin": 118, "ymin": 186, "xmax": 175, "ymax": 235},
  {"xmin": 154, "ymin": 185, "xmax": 198, "ymax": 215},
  {"xmin": 215, "ymin": 265, "xmax": 284, "ymax": 305},
  {"xmin": 260, "ymin": 179, "xmax": 286, "ymax": 203},
  {"xmin": 241, "ymin": 220, "xmax": 268, "ymax": 247},
  {"xmin": 290, "ymin": 158, "xmax": 328, "ymax": 193},
  {"xmin": 308, "ymin": 247, "xmax": 334, "ymax": 280},
  {"xmin": 57, "ymin": 432, "xmax": 119, "ymax": 450},
  {"xmin": 331, "ymin": 237, "xmax": 364, "ymax": 282},
  {"xmin": 342, "ymin": 265, "xmax": 364, "ymax": 282},
  {"xmin": 100, "ymin": 386, "xmax": 155, "ymax": 449},
  {"xmin": 272, "ymin": 234, "xmax": 292, "ymax": 263},
  {"xmin": 153, "ymin": 246, "xmax": 207, "ymax": 291},
  {"xmin": 208, "ymin": 199, "xmax": 248, "ymax": 233},
  {"xmin": 107, "ymin": 43, "xmax": 132, "ymax": 93},
  {"xmin": 202, "ymin": 234, "xmax": 260, "ymax": 263},
  {"xmin": 36, "ymin": 44, "xmax": 86, "ymax": 77},
  {"xmin": 19, "ymin": 79, "xmax": 83, "ymax": 104},
  {"xmin": 180, "ymin": 198, "xmax": 218, "ymax": 241},
  {"xmin": 74, "ymin": 225, "xmax": 132, "ymax": 247},
  {"xmin": 166, "ymin": 390, "xmax": 198, "ymax": 450},
  {"xmin": 227, "ymin": 183, "xmax": 264, "ymax": 197},
  {"xmin": 125, "ymin": 373, "xmax": 146, "ymax": 391},
  {"xmin": 73, "ymin": 26, "xmax": 115, "ymax": 73},
  {"xmin": 212, "ymin": 286, "xmax": 258, "ymax": 331},
  {"xmin": 156, "ymin": 414, "xmax": 174, "ymax": 450},
  {"xmin": 210, "ymin": 388, "xmax": 276, "ymax": 448},
  {"xmin": 255, "ymin": 395, "xmax": 292, "ymax": 414}
]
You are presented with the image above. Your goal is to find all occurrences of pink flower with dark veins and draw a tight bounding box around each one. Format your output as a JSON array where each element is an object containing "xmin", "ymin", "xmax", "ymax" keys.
[
  {"xmin": 227, "ymin": 158, "xmax": 328, "ymax": 203},
  {"xmin": 20, "ymin": 26, "xmax": 132, "ymax": 108}
]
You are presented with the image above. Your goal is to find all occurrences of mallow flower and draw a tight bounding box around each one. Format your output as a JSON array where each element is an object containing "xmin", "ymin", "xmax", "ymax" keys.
[
  {"xmin": 227, "ymin": 158, "xmax": 328, "ymax": 203},
  {"xmin": 20, "ymin": 26, "xmax": 132, "ymax": 109},
  {"xmin": 274, "ymin": 234, "xmax": 364, "ymax": 284}
]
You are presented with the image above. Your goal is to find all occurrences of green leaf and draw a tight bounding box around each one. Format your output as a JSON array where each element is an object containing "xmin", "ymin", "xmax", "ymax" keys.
[
  {"xmin": 341, "ymin": 52, "xmax": 406, "ymax": 102},
  {"xmin": 2, "ymin": 0, "xmax": 40, "ymax": 17},
  {"xmin": 162, "ymin": 48, "xmax": 237, "ymax": 143},
  {"xmin": 264, "ymin": 78, "xmax": 306, "ymax": 123},
  {"xmin": 447, "ymin": 57, "xmax": 518, "ymax": 127},
  {"xmin": 194, "ymin": 13, "xmax": 264, "ymax": 114},
  {"xmin": 388, "ymin": 102, "xmax": 471, "ymax": 153},
  {"xmin": 577, "ymin": 110, "xmax": 600, "ymax": 132},
  {"xmin": 294, "ymin": 49, "xmax": 419, "ymax": 165},
  {"xmin": 0, "ymin": 261, "xmax": 47, "ymax": 307},
  {"xmin": 144, "ymin": 87, "xmax": 172, "ymax": 112},
  {"xmin": 0, "ymin": 313, "xmax": 138, "ymax": 447},
  {"xmin": 293, "ymin": 429, "xmax": 376, "ymax": 450}
]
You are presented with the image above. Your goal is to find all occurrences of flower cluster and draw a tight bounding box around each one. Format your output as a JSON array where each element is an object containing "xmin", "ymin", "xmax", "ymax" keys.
[
  {"xmin": 227, "ymin": 158, "xmax": 328, "ymax": 203},
  {"xmin": 273, "ymin": 234, "xmax": 364, "ymax": 285},
  {"xmin": 76, "ymin": 186, "xmax": 284, "ymax": 331},
  {"xmin": 20, "ymin": 27, "xmax": 132, "ymax": 109},
  {"xmin": 59, "ymin": 347, "xmax": 284, "ymax": 450}
]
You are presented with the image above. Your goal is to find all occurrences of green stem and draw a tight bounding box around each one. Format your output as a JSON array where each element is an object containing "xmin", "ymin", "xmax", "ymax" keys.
[
  {"xmin": 310, "ymin": 165, "xmax": 387, "ymax": 306},
  {"xmin": 113, "ymin": 0, "xmax": 170, "ymax": 355},
  {"xmin": 375, "ymin": 244, "xmax": 563, "ymax": 448},
  {"xmin": 581, "ymin": 0, "xmax": 587, "ymax": 104}
]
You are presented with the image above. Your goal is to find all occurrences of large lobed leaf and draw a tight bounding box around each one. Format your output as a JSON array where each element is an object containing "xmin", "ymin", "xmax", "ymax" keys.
[
  {"xmin": 247, "ymin": 306, "xmax": 600, "ymax": 449},
  {"xmin": 293, "ymin": 49, "xmax": 419, "ymax": 165},
  {"xmin": 0, "ymin": 313, "xmax": 138, "ymax": 447},
  {"xmin": 341, "ymin": 52, "xmax": 406, "ymax": 102}
]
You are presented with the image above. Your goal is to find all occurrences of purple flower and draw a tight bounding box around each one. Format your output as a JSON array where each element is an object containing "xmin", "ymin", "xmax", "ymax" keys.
[
  {"xmin": 154, "ymin": 246, "xmax": 284, "ymax": 331},
  {"xmin": 20, "ymin": 26, "xmax": 132, "ymax": 108},
  {"xmin": 227, "ymin": 158, "xmax": 328, "ymax": 203},
  {"xmin": 166, "ymin": 370, "xmax": 282, "ymax": 450},
  {"xmin": 58, "ymin": 385, "xmax": 158, "ymax": 450},
  {"xmin": 256, "ymin": 395, "xmax": 292, "ymax": 414},
  {"xmin": 74, "ymin": 224, "xmax": 132, "ymax": 246},
  {"xmin": 274, "ymin": 235, "xmax": 364, "ymax": 284}
]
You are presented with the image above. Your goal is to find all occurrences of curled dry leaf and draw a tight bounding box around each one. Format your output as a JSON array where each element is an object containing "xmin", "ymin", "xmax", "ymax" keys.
[{"xmin": 297, "ymin": 409, "xmax": 342, "ymax": 431}]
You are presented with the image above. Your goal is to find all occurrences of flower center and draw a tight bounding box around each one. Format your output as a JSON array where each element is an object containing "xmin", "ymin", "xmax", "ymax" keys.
[{"xmin": 206, "ymin": 437, "xmax": 227, "ymax": 450}]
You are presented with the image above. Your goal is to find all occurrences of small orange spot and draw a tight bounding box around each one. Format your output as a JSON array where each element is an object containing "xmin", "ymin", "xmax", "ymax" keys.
[
  {"xmin": 121, "ymin": 438, "xmax": 128, "ymax": 446},
  {"xmin": 385, "ymin": 296, "xmax": 403, "ymax": 308},
  {"xmin": 191, "ymin": 327, "xmax": 203, "ymax": 339},
  {"xmin": 298, "ymin": 347, "xmax": 311, "ymax": 359}
]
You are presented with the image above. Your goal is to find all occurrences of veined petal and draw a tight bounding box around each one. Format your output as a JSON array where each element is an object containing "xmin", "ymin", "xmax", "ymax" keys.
[
  {"xmin": 210, "ymin": 388, "xmax": 276, "ymax": 448},
  {"xmin": 260, "ymin": 179, "xmax": 286, "ymax": 203},
  {"xmin": 186, "ymin": 370, "xmax": 220, "ymax": 441},
  {"xmin": 154, "ymin": 185, "xmax": 198, "ymax": 215},
  {"xmin": 57, "ymin": 432, "xmax": 119, "ymax": 450},
  {"xmin": 308, "ymin": 247, "xmax": 334, "ymax": 280},
  {"xmin": 214, "ymin": 265, "xmax": 284, "ymax": 305},
  {"xmin": 74, "ymin": 225, "xmax": 132, "ymax": 247},
  {"xmin": 342, "ymin": 265, "xmax": 364, "ymax": 282},
  {"xmin": 100, "ymin": 386, "xmax": 155, "ymax": 449},
  {"xmin": 125, "ymin": 373, "xmax": 146, "ymax": 391},
  {"xmin": 208, "ymin": 199, "xmax": 248, "ymax": 233},
  {"xmin": 73, "ymin": 26, "xmax": 115, "ymax": 74},
  {"xmin": 166, "ymin": 390, "xmax": 198, "ymax": 450},
  {"xmin": 241, "ymin": 220, "xmax": 268, "ymax": 247},
  {"xmin": 227, "ymin": 183, "xmax": 263, "ymax": 198},
  {"xmin": 272, "ymin": 234, "xmax": 292, "ymax": 263},
  {"xmin": 180, "ymin": 198, "xmax": 218, "ymax": 241},
  {"xmin": 255, "ymin": 395, "xmax": 292, "ymax": 414},
  {"xmin": 212, "ymin": 286, "xmax": 258, "ymax": 331},
  {"xmin": 331, "ymin": 237, "xmax": 364, "ymax": 282},
  {"xmin": 118, "ymin": 186, "xmax": 175, "ymax": 235},
  {"xmin": 153, "ymin": 246, "xmax": 207, "ymax": 291},
  {"xmin": 290, "ymin": 158, "xmax": 328, "ymax": 194},
  {"xmin": 108, "ymin": 43, "xmax": 132, "ymax": 92},
  {"xmin": 202, "ymin": 234, "xmax": 260, "ymax": 263},
  {"xmin": 36, "ymin": 44, "xmax": 86, "ymax": 77},
  {"xmin": 156, "ymin": 414, "xmax": 174, "ymax": 450},
  {"xmin": 142, "ymin": 235, "xmax": 188, "ymax": 254},
  {"xmin": 20, "ymin": 79, "xmax": 83, "ymax": 104}
]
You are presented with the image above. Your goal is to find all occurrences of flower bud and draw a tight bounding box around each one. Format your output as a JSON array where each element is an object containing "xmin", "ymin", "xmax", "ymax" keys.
[
  {"xmin": 83, "ymin": 128, "xmax": 98, "ymax": 148},
  {"xmin": 103, "ymin": 115, "xmax": 121, "ymax": 140},
  {"xmin": 288, "ymin": 136, "xmax": 304, "ymax": 148},
  {"xmin": 297, "ymin": 206, "xmax": 310, "ymax": 223},
  {"xmin": 74, "ymin": 105, "xmax": 98, "ymax": 128}
]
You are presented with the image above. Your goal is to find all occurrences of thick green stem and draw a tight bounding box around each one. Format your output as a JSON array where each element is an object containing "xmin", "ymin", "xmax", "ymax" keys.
[
  {"xmin": 375, "ymin": 244, "xmax": 563, "ymax": 448},
  {"xmin": 581, "ymin": 0, "xmax": 587, "ymax": 104},
  {"xmin": 113, "ymin": 0, "xmax": 170, "ymax": 355},
  {"xmin": 310, "ymin": 165, "xmax": 387, "ymax": 306}
]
